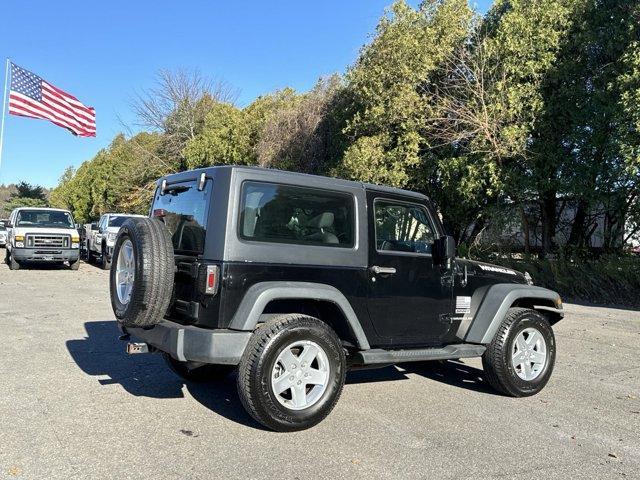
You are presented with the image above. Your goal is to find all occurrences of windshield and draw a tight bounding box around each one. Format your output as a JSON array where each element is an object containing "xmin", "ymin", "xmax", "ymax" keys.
[
  {"xmin": 16, "ymin": 210, "xmax": 75, "ymax": 229},
  {"xmin": 109, "ymin": 216, "xmax": 136, "ymax": 227}
]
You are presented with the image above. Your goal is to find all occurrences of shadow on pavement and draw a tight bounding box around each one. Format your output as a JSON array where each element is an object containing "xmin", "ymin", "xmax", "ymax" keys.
[
  {"xmin": 401, "ymin": 359, "xmax": 495, "ymax": 394},
  {"xmin": 347, "ymin": 360, "xmax": 495, "ymax": 395},
  {"xmin": 10, "ymin": 261, "xmax": 75, "ymax": 270},
  {"xmin": 80, "ymin": 258, "xmax": 107, "ymax": 271},
  {"xmin": 67, "ymin": 322, "xmax": 496, "ymax": 431},
  {"xmin": 346, "ymin": 365, "xmax": 409, "ymax": 384},
  {"xmin": 66, "ymin": 321, "xmax": 263, "ymax": 429}
]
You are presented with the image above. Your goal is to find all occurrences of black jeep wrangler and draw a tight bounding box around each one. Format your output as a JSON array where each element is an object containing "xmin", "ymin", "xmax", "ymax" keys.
[{"xmin": 111, "ymin": 166, "xmax": 563, "ymax": 432}]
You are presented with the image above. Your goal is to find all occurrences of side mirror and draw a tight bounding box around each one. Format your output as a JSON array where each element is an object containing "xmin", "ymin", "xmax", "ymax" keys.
[
  {"xmin": 5, "ymin": 222, "xmax": 12, "ymax": 228},
  {"xmin": 433, "ymin": 235, "xmax": 456, "ymax": 266}
]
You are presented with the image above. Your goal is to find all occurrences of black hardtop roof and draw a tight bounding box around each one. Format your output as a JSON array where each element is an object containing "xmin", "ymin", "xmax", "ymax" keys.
[{"xmin": 158, "ymin": 165, "xmax": 429, "ymax": 201}]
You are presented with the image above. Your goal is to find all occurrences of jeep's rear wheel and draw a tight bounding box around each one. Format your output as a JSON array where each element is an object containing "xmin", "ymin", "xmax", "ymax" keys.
[
  {"xmin": 237, "ymin": 314, "xmax": 346, "ymax": 432},
  {"xmin": 482, "ymin": 308, "xmax": 556, "ymax": 397},
  {"xmin": 163, "ymin": 353, "xmax": 235, "ymax": 382},
  {"xmin": 109, "ymin": 217, "xmax": 174, "ymax": 328}
]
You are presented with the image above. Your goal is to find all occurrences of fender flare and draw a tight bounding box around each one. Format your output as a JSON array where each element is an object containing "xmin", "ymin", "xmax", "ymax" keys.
[
  {"xmin": 464, "ymin": 284, "xmax": 563, "ymax": 344},
  {"xmin": 228, "ymin": 281, "xmax": 371, "ymax": 350}
]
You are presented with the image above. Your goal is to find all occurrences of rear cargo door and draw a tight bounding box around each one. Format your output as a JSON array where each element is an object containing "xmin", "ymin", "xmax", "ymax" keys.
[{"xmin": 151, "ymin": 178, "xmax": 213, "ymax": 322}]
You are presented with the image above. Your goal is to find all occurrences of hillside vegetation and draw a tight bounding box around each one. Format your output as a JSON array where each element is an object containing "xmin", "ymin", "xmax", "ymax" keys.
[{"xmin": 49, "ymin": 0, "xmax": 639, "ymax": 264}]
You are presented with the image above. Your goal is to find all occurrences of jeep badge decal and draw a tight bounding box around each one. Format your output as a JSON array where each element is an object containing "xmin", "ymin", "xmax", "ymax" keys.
[{"xmin": 478, "ymin": 265, "xmax": 517, "ymax": 276}]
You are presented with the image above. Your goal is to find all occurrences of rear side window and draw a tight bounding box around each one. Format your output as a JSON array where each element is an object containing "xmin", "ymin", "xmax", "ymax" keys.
[
  {"xmin": 152, "ymin": 180, "xmax": 211, "ymax": 254},
  {"xmin": 239, "ymin": 181, "xmax": 354, "ymax": 248}
]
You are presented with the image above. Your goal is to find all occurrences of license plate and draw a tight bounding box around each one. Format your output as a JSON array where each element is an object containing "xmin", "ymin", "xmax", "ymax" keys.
[{"xmin": 43, "ymin": 256, "xmax": 54, "ymax": 261}]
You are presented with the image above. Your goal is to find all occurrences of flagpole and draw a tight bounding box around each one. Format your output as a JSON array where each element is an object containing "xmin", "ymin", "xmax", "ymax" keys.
[{"xmin": 0, "ymin": 58, "xmax": 9, "ymax": 175}]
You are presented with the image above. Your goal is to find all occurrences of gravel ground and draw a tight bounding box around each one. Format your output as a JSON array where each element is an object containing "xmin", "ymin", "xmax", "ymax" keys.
[{"xmin": 0, "ymin": 260, "xmax": 638, "ymax": 479}]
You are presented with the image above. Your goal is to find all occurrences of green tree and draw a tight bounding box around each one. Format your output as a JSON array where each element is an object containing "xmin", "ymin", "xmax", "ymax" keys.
[
  {"xmin": 4, "ymin": 196, "xmax": 48, "ymax": 211},
  {"xmin": 336, "ymin": 0, "xmax": 475, "ymax": 189},
  {"xmin": 183, "ymin": 103, "xmax": 256, "ymax": 168},
  {"xmin": 183, "ymin": 87, "xmax": 310, "ymax": 170},
  {"xmin": 334, "ymin": 0, "xmax": 482, "ymax": 239},
  {"xmin": 522, "ymin": 0, "xmax": 640, "ymax": 253},
  {"xmin": 4, "ymin": 181, "xmax": 49, "ymax": 212},
  {"xmin": 12, "ymin": 181, "xmax": 47, "ymax": 201}
]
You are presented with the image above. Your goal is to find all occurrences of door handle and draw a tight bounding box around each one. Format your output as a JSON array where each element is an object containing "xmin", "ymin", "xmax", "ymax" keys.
[{"xmin": 370, "ymin": 265, "xmax": 397, "ymax": 275}]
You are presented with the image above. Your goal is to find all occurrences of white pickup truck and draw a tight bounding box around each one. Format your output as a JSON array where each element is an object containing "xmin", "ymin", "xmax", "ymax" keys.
[
  {"xmin": 0, "ymin": 221, "xmax": 7, "ymax": 247},
  {"xmin": 5, "ymin": 207, "xmax": 81, "ymax": 270},
  {"xmin": 85, "ymin": 213, "xmax": 145, "ymax": 269}
]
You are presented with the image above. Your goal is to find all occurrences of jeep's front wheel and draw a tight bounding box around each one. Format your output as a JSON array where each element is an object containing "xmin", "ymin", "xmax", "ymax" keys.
[
  {"xmin": 237, "ymin": 314, "xmax": 346, "ymax": 432},
  {"xmin": 482, "ymin": 307, "xmax": 556, "ymax": 397}
]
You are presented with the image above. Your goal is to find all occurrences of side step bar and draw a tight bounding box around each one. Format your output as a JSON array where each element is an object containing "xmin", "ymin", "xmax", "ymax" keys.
[{"xmin": 352, "ymin": 343, "xmax": 486, "ymax": 365}]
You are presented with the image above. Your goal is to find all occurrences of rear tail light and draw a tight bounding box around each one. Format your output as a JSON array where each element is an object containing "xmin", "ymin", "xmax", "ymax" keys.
[{"xmin": 203, "ymin": 265, "xmax": 219, "ymax": 296}]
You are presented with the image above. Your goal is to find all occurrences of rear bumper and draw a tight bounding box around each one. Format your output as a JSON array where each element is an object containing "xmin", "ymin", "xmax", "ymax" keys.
[
  {"xmin": 124, "ymin": 320, "xmax": 252, "ymax": 365},
  {"xmin": 12, "ymin": 247, "xmax": 79, "ymax": 262}
]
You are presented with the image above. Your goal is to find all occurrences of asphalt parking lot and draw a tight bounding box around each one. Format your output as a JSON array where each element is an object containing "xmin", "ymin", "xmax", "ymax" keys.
[{"xmin": 0, "ymin": 260, "xmax": 638, "ymax": 479}]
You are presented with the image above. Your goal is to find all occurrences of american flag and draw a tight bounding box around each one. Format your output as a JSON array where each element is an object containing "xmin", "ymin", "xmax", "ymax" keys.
[{"xmin": 8, "ymin": 63, "xmax": 96, "ymax": 137}]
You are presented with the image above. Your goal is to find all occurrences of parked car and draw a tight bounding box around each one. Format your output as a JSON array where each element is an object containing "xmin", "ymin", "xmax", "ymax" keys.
[
  {"xmin": 5, "ymin": 207, "xmax": 80, "ymax": 270},
  {"xmin": 0, "ymin": 222, "xmax": 7, "ymax": 247},
  {"xmin": 111, "ymin": 166, "xmax": 564, "ymax": 432},
  {"xmin": 85, "ymin": 213, "xmax": 145, "ymax": 269}
]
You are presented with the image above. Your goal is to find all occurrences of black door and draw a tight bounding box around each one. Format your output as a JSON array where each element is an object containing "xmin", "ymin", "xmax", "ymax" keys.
[{"xmin": 366, "ymin": 193, "xmax": 453, "ymax": 346}]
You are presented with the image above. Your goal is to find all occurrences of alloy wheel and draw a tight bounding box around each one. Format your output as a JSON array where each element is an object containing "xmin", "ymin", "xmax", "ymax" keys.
[
  {"xmin": 511, "ymin": 327, "xmax": 547, "ymax": 381},
  {"xmin": 115, "ymin": 239, "xmax": 135, "ymax": 304},
  {"xmin": 271, "ymin": 340, "xmax": 330, "ymax": 410}
]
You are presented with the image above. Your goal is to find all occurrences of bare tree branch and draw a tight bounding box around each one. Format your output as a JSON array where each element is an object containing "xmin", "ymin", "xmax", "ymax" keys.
[{"xmin": 129, "ymin": 69, "xmax": 239, "ymax": 164}]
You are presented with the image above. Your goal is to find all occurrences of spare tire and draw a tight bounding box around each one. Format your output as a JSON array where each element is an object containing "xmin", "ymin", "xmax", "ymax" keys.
[{"xmin": 110, "ymin": 217, "xmax": 175, "ymax": 328}]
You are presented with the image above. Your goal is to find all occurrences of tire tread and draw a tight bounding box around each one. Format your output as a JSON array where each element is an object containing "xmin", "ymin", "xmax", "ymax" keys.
[
  {"xmin": 482, "ymin": 307, "xmax": 554, "ymax": 397},
  {"xmin": 110, "ymin": 217, "xmax": 174, "ymax": 327},
  {"xmin": 237, "ymin": 314, "xmax": 345, "ymax": 431}
]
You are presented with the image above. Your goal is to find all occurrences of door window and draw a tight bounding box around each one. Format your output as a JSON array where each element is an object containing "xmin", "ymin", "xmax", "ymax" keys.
[{"xmin": 374, "ymin": 200, "xmax": 435, "ymax": 254}]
